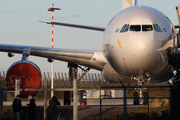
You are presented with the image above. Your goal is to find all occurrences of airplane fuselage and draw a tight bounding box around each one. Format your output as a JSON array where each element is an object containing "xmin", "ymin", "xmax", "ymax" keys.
[{"xmin": 103, "ymin": 5, "xmax": 175, "ymax": 83}]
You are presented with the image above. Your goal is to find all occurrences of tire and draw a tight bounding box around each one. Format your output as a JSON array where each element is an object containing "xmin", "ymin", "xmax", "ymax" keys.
[
  {"xmin": 143, "ymin": 92, "xmax": 149, "ymax": 105},
  {"xmin": 133, "ymin": 92, "xmax": 139, "ymax": 105},
  {"xmin": 59, "ymin": 116, "xmax": 67, "ymax": 120}
]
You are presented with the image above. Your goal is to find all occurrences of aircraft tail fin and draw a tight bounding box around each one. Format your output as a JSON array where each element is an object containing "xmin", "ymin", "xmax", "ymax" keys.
[{"xmin": 122, "ymin": 0, "xmax": 137, "ymax": 10}]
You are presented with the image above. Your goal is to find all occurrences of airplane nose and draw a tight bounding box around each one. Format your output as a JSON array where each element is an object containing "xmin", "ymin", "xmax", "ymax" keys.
[
  {"xmin": 138, "ymin": 43, "xmax": 146, "ymax": 50},
  {"xmin": 130, "ymin": 32, "xmax": 154, "ymax": 58}
]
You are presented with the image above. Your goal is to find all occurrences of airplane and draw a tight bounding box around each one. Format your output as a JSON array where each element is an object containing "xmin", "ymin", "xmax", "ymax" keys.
[{"xmin": 0, "ymin": 0, "xmax": 180, "ymax": 104}]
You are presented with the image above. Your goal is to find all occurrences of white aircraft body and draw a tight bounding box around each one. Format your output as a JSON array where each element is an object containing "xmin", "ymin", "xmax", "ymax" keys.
[
  {"xmin": 0, "ymin": 0, "xmax": 180, "ymax": 99},
  {"xmin": 103, "ymin": 5, "xmax": 177, "ymax": 84}
]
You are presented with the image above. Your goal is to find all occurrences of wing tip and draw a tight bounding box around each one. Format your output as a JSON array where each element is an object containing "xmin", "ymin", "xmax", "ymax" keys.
[{"xmin": 39, "ymin": 20, "xmax": 51, "ymax": 24}]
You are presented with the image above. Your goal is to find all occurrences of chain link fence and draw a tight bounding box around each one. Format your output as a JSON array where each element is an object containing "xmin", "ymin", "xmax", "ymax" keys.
[{"xmin": 0, "ymin": 71, "xmax": 170, "ymax": 88}]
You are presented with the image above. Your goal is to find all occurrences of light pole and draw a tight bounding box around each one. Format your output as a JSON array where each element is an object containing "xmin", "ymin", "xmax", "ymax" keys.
[{"xmin": 48, "ymin": 4, "xmax": 60, "ymax": 98}]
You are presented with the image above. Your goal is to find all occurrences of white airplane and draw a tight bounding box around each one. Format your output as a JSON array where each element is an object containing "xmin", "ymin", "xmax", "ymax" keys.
[{"xmin": 0, "ymin": 0, "xmax": 180, "ymax": 104}]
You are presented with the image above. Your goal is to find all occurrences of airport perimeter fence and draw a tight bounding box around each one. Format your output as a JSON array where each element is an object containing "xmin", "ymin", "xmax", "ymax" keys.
[
  {"xmin": 0, "ymin": 71, "xmax": 169, "ymax": 88},
  {"xmin": 1, "ymin": 70, "xmax": 178, "ymax": 120}
]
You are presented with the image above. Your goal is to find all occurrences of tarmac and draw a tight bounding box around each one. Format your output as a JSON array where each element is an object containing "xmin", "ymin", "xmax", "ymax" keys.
[
  {"xmin": 3, "ymin": 99, "xmax": 135, "ymax": 106},
  {"xmin": 3, "ymin": 99, "xmax": 145, "ymax": 120}
]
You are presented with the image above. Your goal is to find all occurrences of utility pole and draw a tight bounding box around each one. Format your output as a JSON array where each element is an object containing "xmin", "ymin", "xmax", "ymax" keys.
[{"xmin": 48, "ymin": 4, "xmax": 61, "ymax": 98}]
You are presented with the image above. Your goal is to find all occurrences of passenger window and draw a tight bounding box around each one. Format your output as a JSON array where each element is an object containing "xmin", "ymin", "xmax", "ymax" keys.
[
  {"xmin": 120, "ymin": 24, "xmax": 129, "ymax": 33},
  {"xmin": 153, "ymin": 24, "xmax": 163, "ymax": 32},
  {"xmin": 142, "ymin": 25, "xmax": 153, "ymax": 31},
  {"xmin": 130, "ymin": 25, "xmax": 141, "ymax": 31}
]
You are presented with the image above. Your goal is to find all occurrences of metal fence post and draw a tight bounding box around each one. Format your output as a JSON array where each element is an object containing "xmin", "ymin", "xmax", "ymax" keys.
[
  {"xmin": 15, "ymin": 79, "xmax": 20, "ymax": 97},
  {"xmin": 119, "ymin": 81, "xmax": 127, "ymax": 120},
  {"xmin": 123, "ymin": 88, "xmax": 127, "ymax": 120},
  {"xmin": 170, "ymin": 88, "xmax": 172, "ymax": 120},
  {"xmin": 100, "ymin": 88, "xmax": 102, "ymax": 120},
  {"xmin": 3, "ymin": 71, "xmax": 5, "ymax": 80},
  {"xmin": 44, "ymin": 78, "xmax": 47, "ymax": 120},
  {"xmin": 73, "ymin": 67, "xmax": 78, "ymax": 120},
  {"xmin": 148, "ymin": 89, "xmax": 149, "ymax": 120},
  {"xmin": 167, "ymin": 80, "xmax": 172, "ymax": 120}
]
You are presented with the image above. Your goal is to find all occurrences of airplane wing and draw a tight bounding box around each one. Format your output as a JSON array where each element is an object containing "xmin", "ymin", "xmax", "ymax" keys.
[
  {"xmin": 174, "ymin": 25, "xmax": 180, "ymax": 28},
  {"xmin": 39, "ymin": 21, "xmax": 105, "ymax": 32},
  {"xmin": 0, "ymin": 44, "xmax": 107, "ymax": 71}
]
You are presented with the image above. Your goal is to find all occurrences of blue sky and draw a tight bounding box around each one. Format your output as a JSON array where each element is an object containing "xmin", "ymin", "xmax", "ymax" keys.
[{"xmin": 0, "ymin": 0, "xmax": 180, "ymax": 73}]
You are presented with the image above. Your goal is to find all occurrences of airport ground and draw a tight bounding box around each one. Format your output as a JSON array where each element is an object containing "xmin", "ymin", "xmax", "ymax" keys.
[
  {"xmin": 2, "ymin": 99, "xmax": 137, "ymax": 119},
  {"xmin": 1, "ymin": 105, "xmax": 141, "ymax": 120},
  {"xmin": 1, "ymin": 99, "xmax": 170, "ymax": 120},
  {"xmin": 0, "ymin": 81, "xmax": 171, "ymax": 119}
]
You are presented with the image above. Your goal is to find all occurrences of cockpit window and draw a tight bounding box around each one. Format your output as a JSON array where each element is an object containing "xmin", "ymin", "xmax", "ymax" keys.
[
  {"xmin": 153, "ymin": 24, "xmax": 163, "ymax": 32},
  {"xmin": 130, "ymin": 25, "xmax": 141, "ymax": 31},
  {"xmin": 120, "ymin": 24, "xmax": 129, "ymax": 33},
  {"xmin": 142, "ymin": 25, "xmax": 153, "ymax": 31}
]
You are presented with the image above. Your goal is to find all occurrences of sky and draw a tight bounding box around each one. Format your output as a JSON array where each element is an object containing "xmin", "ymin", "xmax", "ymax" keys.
[{"xmin": 0, "ymin": 0, "xmax": 180, "ymax": 74}]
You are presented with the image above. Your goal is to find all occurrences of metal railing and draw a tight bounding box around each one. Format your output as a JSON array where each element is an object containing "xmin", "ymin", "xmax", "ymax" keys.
[{"xmin": 99, "ymin": 85, "xmax": 176, "ymax": 120}]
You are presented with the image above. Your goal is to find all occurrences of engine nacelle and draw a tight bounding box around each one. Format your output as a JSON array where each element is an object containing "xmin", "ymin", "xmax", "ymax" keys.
[
  {"xmin": 5, "ymin": 60, "xmax": 42, "ymax": 98},
  {"xmin": 102, "ymin": 63, "xmax": 131, "ymax": 83}
]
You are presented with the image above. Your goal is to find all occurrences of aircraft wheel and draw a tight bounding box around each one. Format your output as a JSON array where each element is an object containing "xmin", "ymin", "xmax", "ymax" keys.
[
  {"xmin": 133, "ymin": 92, "xmax": 139, "ymax": 105},
  {"xmin": 143, "ymin": 92, "xmax": 149, "ymax": 105}
]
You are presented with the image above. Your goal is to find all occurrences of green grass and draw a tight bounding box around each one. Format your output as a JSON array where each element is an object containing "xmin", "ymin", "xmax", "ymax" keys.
[
  {"xmin": 0, "ymin": 80, "xmax": 5, "ymax": 87},
  {"xmin": 102, "ymin": 106, "xmax": 170, "ymax": 120},
  {"xmin": 0, "ymin": 106, "xmax": 13, "ymax": 120},
  {"xmin": 136, "ymin": 106, "xmax": 170, "ymax": 115},
  {"xmin": 127, "ymin": 88, "xmax": 170, "ymax": 98}
]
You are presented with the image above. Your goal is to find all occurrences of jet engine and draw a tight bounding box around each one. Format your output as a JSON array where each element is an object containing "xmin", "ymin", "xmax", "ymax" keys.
[
  {"xmin": 102, "ymin": 64, "xmax": 131, "ymax": 84},
  {"xmin": 5, "ymin": 60, "xmax": 42, "ymax": 98}
]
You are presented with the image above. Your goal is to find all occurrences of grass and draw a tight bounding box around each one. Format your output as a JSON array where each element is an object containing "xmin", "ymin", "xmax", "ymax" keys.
[
  {"xmin": 0, "ymin": 80, "xmax": 5, "ymax": 87},
  {"xmin": 101, "ymin": 106, "xmax": 170, "ymax": 120},
  {"xmin": 135, "ymin": 106, "xmax": 170, "ymax": 115},
  {"xmin": 127, "ymin": 88, "xmax": 170, "ymax": 98},
  {"xmin": 0, "ymin": 106, "xmax": 13, "ymax": 120}
]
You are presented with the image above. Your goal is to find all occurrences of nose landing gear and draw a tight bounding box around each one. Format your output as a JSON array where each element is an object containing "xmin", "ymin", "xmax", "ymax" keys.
[
  {"xmin": 143, "ymin": 92, "xmax": 149, "ymax": 105},
  {"xmin": 133, "ymin": 91, "xmax": 139, "ymax": 105},
  {"xmin": 133, "ymin": 89, "xmax": 149, "ymax": 105},
  {"xmin": 132, "ymin": 70, "xmax": 151, "ymax": 105}
]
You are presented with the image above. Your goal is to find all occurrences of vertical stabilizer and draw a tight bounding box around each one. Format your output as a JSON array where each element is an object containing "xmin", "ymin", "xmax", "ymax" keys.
[
  {"xmin": 122, "ymin": 0, "xmax": 137, "ymax": 10},
  {"xmin": 130, "ymin": 0, "xmax": 137, "ymax": 6}
]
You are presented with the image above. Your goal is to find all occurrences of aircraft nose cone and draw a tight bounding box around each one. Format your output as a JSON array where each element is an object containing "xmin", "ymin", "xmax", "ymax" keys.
[
  {"xmin": 138, "ymin": 43, "xmax": 146, "ymax": 50},
  {"xmin": 129, "ymin": 32, "xmax": 154, "ymax": 58}
]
